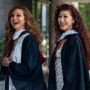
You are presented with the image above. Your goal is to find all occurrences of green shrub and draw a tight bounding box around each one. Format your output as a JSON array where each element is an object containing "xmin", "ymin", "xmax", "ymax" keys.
[{"xmin": 0, "ymin": 35, "xmax": 4, "ymax": 80}]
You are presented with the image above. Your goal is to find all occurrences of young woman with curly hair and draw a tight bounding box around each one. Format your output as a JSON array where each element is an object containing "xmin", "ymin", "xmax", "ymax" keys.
[
  {"xmin": 1, "ymin": 5, "xmax": 47, "ymax": 90},
  {"xmin": 48, "ymin": 4, "xmax": 90, "ymax": 90}
]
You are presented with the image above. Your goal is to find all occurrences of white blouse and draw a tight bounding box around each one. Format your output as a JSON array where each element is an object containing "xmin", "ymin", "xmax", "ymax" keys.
[
  {"xmin": 55, "ymin": 30, "xmax": 78, "ymax": 90},
  {"xmin": 8, "ymin": 30, "xmax": 29, "ymax": 90},
  {"xmin": 55, "ymin": 48, "xmax": 64, "ymax": 90}
]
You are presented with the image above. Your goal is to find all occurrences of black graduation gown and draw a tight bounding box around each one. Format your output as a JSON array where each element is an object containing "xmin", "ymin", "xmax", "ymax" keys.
[
  {"xmin": 48, "ymin": 34, "xmax": 90, "ymax": 90},
  {"xmin": 2, "ymin": 35, "xmax": 47, "ymax": 90}
]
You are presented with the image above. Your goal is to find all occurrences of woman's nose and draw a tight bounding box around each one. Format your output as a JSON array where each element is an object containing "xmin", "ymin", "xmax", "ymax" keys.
[
  {"xmin": 60, "ymin": 17, "xmax": 64, "ymax": 21},
  {"xmin": 13, "ymin": 16, "xmax": 17, "ymax": 20}
]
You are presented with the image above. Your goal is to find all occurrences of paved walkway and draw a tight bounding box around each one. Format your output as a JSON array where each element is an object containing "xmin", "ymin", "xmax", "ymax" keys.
[
  {"xmin": 0, "ymin": 80, "xmax": 4, "ymax": 90},
  {"xmin": 42, "ymin": 65, "xmax": 49, "ymax": 86}
]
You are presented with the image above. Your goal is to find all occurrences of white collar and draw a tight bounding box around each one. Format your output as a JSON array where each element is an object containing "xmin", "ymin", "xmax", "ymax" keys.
[
  {"xmin": 58, "ymin": 30, "xmax": 78, "ymax": 41},
  {"xmin": 13, "ymin": 30, "xmax": 25, "ymax": 40}
]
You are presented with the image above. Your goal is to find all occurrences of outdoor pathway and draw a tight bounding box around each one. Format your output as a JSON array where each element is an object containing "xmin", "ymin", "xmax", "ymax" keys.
[{"xmin": 0, "ymin": 80, "xmax": 4, "ymax": 90}]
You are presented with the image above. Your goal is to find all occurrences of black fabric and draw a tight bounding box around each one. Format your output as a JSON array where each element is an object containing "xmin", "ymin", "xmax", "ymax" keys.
[
  {"xmin": 2, "ymin": 32, "xmax": 47, "ymax": 90},
  {"xmin": 5, "ymin": 74, "xmax": 9, "ymax": 90},
  {"xmin": 2, "ymin": 31, "xmax": 28, "ymax": 90},
  {"xmin": 1, "ymin": 31, "xmax": 27, "ymax": 76},
  {"xmin": 48, "ymin": 34, "xmax": 90, "ymax": 90},
  {"xmin": 7, "ymin": 31, "xmax": 27, "ymax": 57},
  {"xmin": 5, "ymin": 34, "xmax": 47, "ymax": 90}
]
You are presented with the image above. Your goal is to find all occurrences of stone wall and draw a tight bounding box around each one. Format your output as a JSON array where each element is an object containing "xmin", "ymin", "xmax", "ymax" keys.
[
  {"xmin": 0, "ymin": 0, "xmax": 19, "ymax": 36},
  {"xmin": 0, "ymin": 81, "xmax": 4, "ymax": 90},
  {"xmin": 0, "ymin": 0, "xmax": 32, "ymax": 36}
]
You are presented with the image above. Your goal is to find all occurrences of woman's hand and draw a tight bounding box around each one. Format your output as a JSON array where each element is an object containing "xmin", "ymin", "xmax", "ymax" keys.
[{"xmin": 1, "ymin": 57, "xmax": 11, "ymax": 67}]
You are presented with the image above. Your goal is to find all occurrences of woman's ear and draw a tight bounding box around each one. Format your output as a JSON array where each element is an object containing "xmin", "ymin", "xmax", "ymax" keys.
[{"xmin": 73, "ymin": 20, "xmax": 75, "ymax": 24}]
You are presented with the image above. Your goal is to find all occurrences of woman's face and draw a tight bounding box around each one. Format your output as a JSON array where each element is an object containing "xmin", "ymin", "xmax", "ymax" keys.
[
  {"xmin": 58, "ymin": 10, "xmax": 74, "ymax": 32},
  {"xmin": 10, "ymin": 9, "xmax": 26, "ymax": 31}
]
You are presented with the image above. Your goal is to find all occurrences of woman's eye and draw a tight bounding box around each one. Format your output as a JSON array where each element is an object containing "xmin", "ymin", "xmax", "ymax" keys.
[
  {"xmin": 10, "ymin": 15, "xmax": 14, "ymax": 17},
  {"xmin": 17, "ymin": 15, "xmax": 21, "ymax": 17},
  {"xmin": 64, "ymin": 16, "xmax": 68, "ymax": 18}
]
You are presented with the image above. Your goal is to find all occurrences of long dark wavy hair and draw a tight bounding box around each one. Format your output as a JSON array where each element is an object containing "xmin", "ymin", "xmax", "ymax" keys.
[
  {"xmin": 4, "ymin": 5, "xmax": 42, "ymax": 56},
  {"xmin": 54, "ymin": 4, "xmax": 90, "ymax": 68}
]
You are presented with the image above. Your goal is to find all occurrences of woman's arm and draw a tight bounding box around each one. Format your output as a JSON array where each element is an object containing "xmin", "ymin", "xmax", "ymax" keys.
[
  {"xmin": 8, "ymin": 35, "xmax": 41, "ymax": 79},
  {"xmin": 62, "ymin": 37, "xmax": 89, "ymax": 90}
]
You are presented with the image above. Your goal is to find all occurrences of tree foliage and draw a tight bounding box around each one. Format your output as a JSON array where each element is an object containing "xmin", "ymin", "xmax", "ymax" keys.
[
  {"xmin": 79, "ymin": 3, "xmax": 90, "ymax": 32},
  {"xmin": 0, "ymin": 35, "xmax": 4, "ymax": 80}
]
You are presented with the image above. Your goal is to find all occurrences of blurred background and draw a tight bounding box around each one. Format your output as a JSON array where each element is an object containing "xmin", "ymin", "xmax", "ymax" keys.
[{"xmin": 0, "ymin": 0, "xmax": 90, "ymax": 89}]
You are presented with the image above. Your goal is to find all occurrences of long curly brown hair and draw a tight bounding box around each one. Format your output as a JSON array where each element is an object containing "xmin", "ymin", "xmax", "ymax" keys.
[
  {"xmin": 4, "ymin": 5, "xmax": 42, "ymax": 56},
  {"xmin": 54, "ymin": 4, "xmax": 90, "ymax": 69}
]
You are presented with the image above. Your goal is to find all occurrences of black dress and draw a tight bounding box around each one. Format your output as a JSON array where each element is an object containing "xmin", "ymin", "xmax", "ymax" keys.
[
  {"xmin": 2, "ymin": 34, "xmax": 47, "ymax": 90},
  {"xmin": 48, "ymin": 34, "xmax": 90, "ymax": 90}
]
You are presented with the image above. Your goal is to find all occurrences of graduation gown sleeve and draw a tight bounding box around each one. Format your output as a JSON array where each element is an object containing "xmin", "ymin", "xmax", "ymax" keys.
[
  {"xmin": 48, "ymin": 51, "xmax": 56, "ymax": 90},
  {"xmin": 61, "ymin": 36, "xmax": 90, "ymax": 90},
  {"xmin": 48, "ymin": 34, "xmax": 90, "ymax": 90},
  {"xmin": 8, "ymin": 35, "xmax": 41, "ymax": 78},
  {"xmin": 6, "ymin": 35, "xmax": 47, "ymax": 90}
]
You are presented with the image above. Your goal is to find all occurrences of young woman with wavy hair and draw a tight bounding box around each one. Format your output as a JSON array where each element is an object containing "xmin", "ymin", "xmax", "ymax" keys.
[
  {"xmin": 4, "ymin": 5, "xmax": 42, "ymax": 56},
  {"xmin": 1, "ymin": 5, "xmax": 47, "ymax": 90},
  {"xmin": 48, "ymin": 4, "xmax": 90, "ymax": 90}
]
